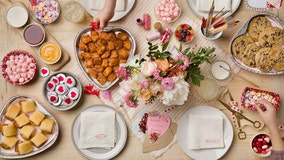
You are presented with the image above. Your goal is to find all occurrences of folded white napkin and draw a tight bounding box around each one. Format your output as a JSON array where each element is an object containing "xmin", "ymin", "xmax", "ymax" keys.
[
  {"xmin": 197, "ymin": 0, "xmax": 232, "ymax": 12},
  {"xmin": 79, "ymin": 111, "xmax": 116, "ymax": 149},
  {"xmin": 90, "ymin": 0, "xmax": 126, "ymax": 12},
  {"xmin": 188, "ymin": 115, "xmax": 224, "ymax": 149}
]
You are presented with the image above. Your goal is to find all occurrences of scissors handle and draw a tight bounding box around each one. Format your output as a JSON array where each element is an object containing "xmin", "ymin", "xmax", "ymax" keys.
[
  {"xmin": 238, "ymin": 129, "xmax": 246, "ymax": 140},
  {"xmin": 253, "ymin": 121, "xmax": 261, "ymax": 128}
]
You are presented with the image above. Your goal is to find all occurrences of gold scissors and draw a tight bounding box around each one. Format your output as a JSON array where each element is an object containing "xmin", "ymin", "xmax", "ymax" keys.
[{"xmin": 218, "ymin": 91, "xmax": 261, "ymax": 140}]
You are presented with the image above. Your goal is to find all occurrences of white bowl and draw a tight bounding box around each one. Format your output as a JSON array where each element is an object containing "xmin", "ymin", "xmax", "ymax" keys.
[{"xmin": 200, "ymin": 26, "xmax": 223, "ymax": 40}]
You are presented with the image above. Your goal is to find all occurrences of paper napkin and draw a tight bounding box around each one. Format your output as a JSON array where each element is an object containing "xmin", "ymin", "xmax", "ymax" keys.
[
  {"xmin": 79, "ymin": 111, "xmax": 116, "ymax": 149},
  {"xmin": 188, "ymin": 115, "xmax": 224, "ymax": 149},
  {"xmin": 197, "ymin": 0, "xmax": 232, "ymax": 12},
  {"xmin": 90, "ymin": 0, "xmax": 126, "ymax": 12}
]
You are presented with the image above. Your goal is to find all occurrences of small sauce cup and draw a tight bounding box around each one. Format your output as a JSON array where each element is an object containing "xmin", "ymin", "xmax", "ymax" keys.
[
  {"xmin": 6, "ymin": 5, "xmax": 29, "ymax": 28},
  {"xmin": 39, "ymin": 42, "xmax": 62, "ymax": 64},
  {"xmin": 23, "ymin": 23, "xmax": 45, "ymax": 46}
]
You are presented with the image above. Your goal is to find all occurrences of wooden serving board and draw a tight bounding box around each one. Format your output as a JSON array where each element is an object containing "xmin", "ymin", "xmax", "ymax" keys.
[{"xmin": 8, "ymin": 1, "xmax": 70, "ymax": 71}]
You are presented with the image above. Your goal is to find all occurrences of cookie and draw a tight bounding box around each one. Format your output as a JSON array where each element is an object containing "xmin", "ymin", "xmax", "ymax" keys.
[
  {"xmin": 270, "ymin": 47, "xmax": 284, "ymax": 71},
  {"xmin": 242, "ymin": 43, "xmax": 260, "ymax": 67},
  {"xmin": 248, "ymin": 16, "xmax": 272, "ymax": 41},
  {"xmin": 232, "ymin": 35, "xmax": 254, "ymax": 60},
  {"xmin": 258, "ymin": 26, "xmax": 284, "ymax": 47},
  {"xmin": 255, "ymin": 48, "xmax": 273, "ymax": 72}
]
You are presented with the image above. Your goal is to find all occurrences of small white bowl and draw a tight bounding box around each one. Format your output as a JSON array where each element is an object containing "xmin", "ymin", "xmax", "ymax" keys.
[
  {"xmin": 251, "ymin": 133, "xmax": 272, "ymax": 157},
  {"xmin": 200, "ymin": 26, "xmax": 223, "ymax": 40},
  {"xmin": 6, "ymin": 5, "xmax": 29, "ymax": 28},
  {"xmin": 211, "ymin": 60, "xmax": 231, "ymax": 80}
]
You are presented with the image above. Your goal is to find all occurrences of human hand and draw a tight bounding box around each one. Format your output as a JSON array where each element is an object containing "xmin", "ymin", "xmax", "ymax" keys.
[
  {"xmin": 92, "ymin": 8, "xmax": 115, "ymax": 31},
  {"xmin": 255, "ymin": 100, "xmax": 278, "ymax": 130}
]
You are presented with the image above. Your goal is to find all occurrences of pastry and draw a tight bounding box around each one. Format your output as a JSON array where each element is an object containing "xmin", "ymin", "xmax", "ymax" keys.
[
  {"xmin": 248, "ymin": 16, "xmax": 272, "ymax": 41},
  {"xmin": 5, "ymin": 104, "xmax": 21, "ymax": 121},
  {"xmin": 2, "ymin": 123, "xmax": 17, "ymax": 137},
  {"xmin": 16, "ymin": 141, "xmax": 33, "ymax": 155},
  {"xmin": 14, "ymin": 113, "xmax": 30, "ymax": 128},
  {"xmin": 20, "ymin": 125, "xmax": 35, "ymax": 140},
  {"xmin": 232, "ymin": 35, "xmax": 254, "ymax": 60},
  {"xmin": 0, "ymin": 136, "xmax": 18, "ymax": 149},
  {"xmin": 40, "ymin": 118, "xmax": 55, "ymax": 134},
  {"xmin": 20, "ymin": 100, "xmax": 36, "ymax": 113},
  {"xmin": 242, "ymin": 43, "xmax": 260, "ymax": 67},
  {"xmin": 258, "ymin": 26, "xmax": 284, "ymax": 47},
  {"xmin": 30, "ymin": 110, "xmax": 45, "ymax": 126},
  {"xmin": 255, "ymin": 48, "xmax": 273, "ymax": 72},
  {"xmin": 31, "ymin": 132, "xmax": 48, "ymax": 148}
]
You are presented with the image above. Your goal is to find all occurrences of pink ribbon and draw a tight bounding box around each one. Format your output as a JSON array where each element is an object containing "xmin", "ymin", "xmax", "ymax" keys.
[{"xmin": 229, "ymin": 100, "xmax": 242, "ymax": 128}]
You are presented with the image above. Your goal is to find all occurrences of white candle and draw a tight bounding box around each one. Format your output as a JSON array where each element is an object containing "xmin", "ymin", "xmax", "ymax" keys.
[{"xmin": 211, "ymin": 61, "xmax": 231, "ymax": 80}]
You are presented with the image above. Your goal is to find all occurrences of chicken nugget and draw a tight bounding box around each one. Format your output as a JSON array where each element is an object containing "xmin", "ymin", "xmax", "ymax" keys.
[
  {"xmin": 88, "ymin": 42, "xmax": 97, "ymax": 52},
  {"xmin": 81, "ymin": 34, "xmax": 92, "ymax": 44},
  {"xmin": 123, "ymin": 40, "xmax": 132, "ymax": 51},
  {"xmin": 113, "ymin": 66, "xmax": 119, "ymax": 72},
  {"xmin": 110, "ymin": 50, "xmax": 119, "ymax": 58},
  {"xmin": 119, "ymin": 59, "xmax": 127, "ymax": 64},
  {"xmin": 97, "ymin": 45, "xmax": 106, "ymax": 55},
  {"xmin": 80, "ymin": 52, "xmax": 92, "ymax": 61},
  {"xmin": 101, "ymin": 51, "xmax": 111, "ymax": 59},
  {"xmin": 91, "ymin": 30, "xmax": 99, "ymax": 37},
  {"xmin": 85, "ymin": 59, "xmax": 93, "ymax": 68},
  {"xmin": 107, "ymin": 41, "xmax": 115, "ymax": 51},
  {"xmin": 103, "ymin": 67, "xmax": 113, "ymax": 77},
  {"xmin": 118, "ymin": 48, "xmax": 129, "ymax": 59},
  {"xmin": 114, "ymin": 40, "xmax": 123, "ymax": 49},
  {"xmin": 101, "ymin": 59, "xmax": 109, "ymax": 68},
  {"xmin": 91, "ymin": 52, "xmax": 100, "ymax": 58},
  {"xmin": 93, "ymin": 57, "xmax": 102, "ymax": 65},
  {"xmin": 78, "ymin": 42, "xmax": 89, "ymax": 52},
  {"xmin": 94, "ymin": 65, "xmax": 105, "ymax": 72},
  {"xmin": 117, "ymin": 32, "xmax": 129, "ymax": 41},
  {"xmin": 109, "ymin": 58, "xmax": 119, "ymax": 67},
  {"xmin": 99, "ymin": 32, "xmax": 108, "ymax": 40},
  {"xmin": 97, "ymin": 74, "xmax": 107, "ymax": 85},
  {"xmin": 87, "ymin": 68, "xmax": 97, "ymax": 78},
  {"xmin": 97, "ymin": 39, "xmax": 107, "ymax": 46},
  {"xmin": 107, "ymin": 32, "xmax": 116, "ymax": 40},
  {"xmin": 107, "ymin": 73, "xmax": 117, "ymax": 82}
]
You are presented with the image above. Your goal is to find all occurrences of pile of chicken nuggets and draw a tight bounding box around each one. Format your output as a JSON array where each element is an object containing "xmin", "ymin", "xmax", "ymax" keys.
[{"xmin": 78, "ymin": 29, "xmax": 132, "ymax": 85}]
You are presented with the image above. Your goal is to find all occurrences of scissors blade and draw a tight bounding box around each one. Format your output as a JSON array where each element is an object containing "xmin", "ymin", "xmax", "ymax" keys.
[{"xmin": 218, "ymin": 99, "xmax": 236, "ymax": 113}]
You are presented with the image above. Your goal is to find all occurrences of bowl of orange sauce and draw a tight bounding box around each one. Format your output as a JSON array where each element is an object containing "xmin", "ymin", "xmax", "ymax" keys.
[{"xmin": 39, "ymin": 42, "xmax": 61, "ymax": 64}]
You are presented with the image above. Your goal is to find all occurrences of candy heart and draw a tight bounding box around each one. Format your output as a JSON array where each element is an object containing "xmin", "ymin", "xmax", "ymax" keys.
[
  {"xmin": 47, "ymin": 82, "xmax": 54, "ymax": 89},
  {"xmin": 42, "ymin": 69, "xmax": 48, "ymax": 74},
  {"xmin": 49, "ymin": 95, "xmax": 57, "ymax": 102},
  {"xmin": 58, "ymin": 86, "xmax": 64, "ymax": 92},
  {"xmin": 146, "ymin": 113, "xmax": 171, "ymax": 138},
  {"xmin": 71, "ymin": 91, "xmax": 77, "ymax": 98},
  {"xmin": 64, "ymin": 98, "xmax": 71, "ymax": 104},
  {"xmin": 66, "ymin": 78, "xmax": 73, "ymax": 84}
]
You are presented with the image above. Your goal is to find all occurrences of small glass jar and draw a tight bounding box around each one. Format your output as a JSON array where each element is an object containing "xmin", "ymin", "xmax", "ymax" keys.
[{"xmin": 62, "ymin": 1, "xmax": 85, "ymax": 23}]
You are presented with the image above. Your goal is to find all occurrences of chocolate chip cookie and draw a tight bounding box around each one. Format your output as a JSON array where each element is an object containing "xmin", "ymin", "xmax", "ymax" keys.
[
  {"xmin": 248, "ymin": 16, "xmax": 272, "ymax": 41},
  {"xmin": 270, "ymin": 47, "xmax": 284, "ymax": 71},
  {"xmin": 232, "ymin": 35, "xmax": 254, "ymax": 60},
  {"xmin": 255, "ymin": 48, "xmax": 273, "ymax": 72},
  {"xmin": 242, "ymin": 43, "xmax": 260, "ymax": 67},
  {"xmin": 258, "ymin": 26, "xmax": 284, "ymax": 47}
]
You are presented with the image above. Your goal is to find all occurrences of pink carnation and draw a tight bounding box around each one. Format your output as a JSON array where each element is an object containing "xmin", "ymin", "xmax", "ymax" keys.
[
  {"xmin": 176, "ymin": 54, "xmax": 190, "ymax": 70},
  {"xmin": 124, "ymin": 93, "xmax": 138, "ymax": 108},
  {"xmin": 161, "ymin": 77, "xmax": 175, "ymax": 90},
  {"xmin": 153, "ymin": 68, "xmax": 163, "ymax": 80},
  {"xmin": 140, "ymin": 80, "xmax": 149, "ymax": 89},
  {"xmin": 115, "ymin": 66, "xmax": 130, "ymax": 80}
]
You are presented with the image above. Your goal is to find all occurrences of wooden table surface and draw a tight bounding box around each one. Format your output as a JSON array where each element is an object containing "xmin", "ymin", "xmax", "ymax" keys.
[{"xmin": 0, "ymin": 0, "xmax": 284, "ymax": 159}]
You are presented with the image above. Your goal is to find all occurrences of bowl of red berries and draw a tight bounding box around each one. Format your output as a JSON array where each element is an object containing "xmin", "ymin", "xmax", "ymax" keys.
[
  {"xmin": 175, "ymin": 24, "xmax": 194, "ymax": 43},
  {"xmin": 251, "ymin": 133, "xmax": 272, "ymax": 157}
]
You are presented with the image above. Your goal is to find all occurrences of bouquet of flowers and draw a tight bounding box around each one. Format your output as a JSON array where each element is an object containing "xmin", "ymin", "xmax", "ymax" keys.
[{"xmin": 116, "ymin": 42, "xmax": 215, "ymax": 107}]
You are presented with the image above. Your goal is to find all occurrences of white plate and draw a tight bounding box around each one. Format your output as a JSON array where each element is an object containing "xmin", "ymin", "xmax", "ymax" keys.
[
  {"xmin": 177, "ymin": 106, "xmax": 234, "ymax": 160},
  {"xmin": 186, "ymin": 0, "xmax": 241, "ymax": 18},
  {"xmin": 81, "ymin": 0, "xmax": 135, "ymax": 22},
  {"xmin": 72, "ymin": 105, "xmax": 127, "ymax": 160}
]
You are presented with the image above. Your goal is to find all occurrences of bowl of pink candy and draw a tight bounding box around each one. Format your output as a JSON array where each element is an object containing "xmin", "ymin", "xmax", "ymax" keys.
[
  {"xmin": 155, "ymin": 0, "xmax": 181, "ymax": 23},
  {"xmin": 251, "ymin": 133, "xmax": 272, "ymax": 157}
]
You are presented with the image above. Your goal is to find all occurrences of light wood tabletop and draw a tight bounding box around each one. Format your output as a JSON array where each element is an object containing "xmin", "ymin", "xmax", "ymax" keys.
[{"xmin": 0, "ymin": 0, "xmax": 284, "ymax": 159}]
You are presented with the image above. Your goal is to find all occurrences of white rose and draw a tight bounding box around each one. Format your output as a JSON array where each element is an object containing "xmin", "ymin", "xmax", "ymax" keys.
[
  {"xmin": 140, "ymin": 61, "xmax": 157, "ymax": 77},
  {"xmin": 160, "ymin": 76, "xmax": 190, "ymax": 106}
]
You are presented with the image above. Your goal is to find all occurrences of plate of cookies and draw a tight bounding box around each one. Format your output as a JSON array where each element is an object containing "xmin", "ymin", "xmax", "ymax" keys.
[
  {"xmin": 74, "ymin": 26, "xmax": 136, "ymax": 90},
  {"xmin": 0, "ymin": 95, "xmax": 59, "ymax": 159},
  {"xmin": 230, "ymin": 12, "xmax": 284, "ymax": 75}
]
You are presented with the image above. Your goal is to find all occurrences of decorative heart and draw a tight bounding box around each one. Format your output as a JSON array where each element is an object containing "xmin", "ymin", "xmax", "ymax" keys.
[
  {"xmin": 50, "ymin": 95, "xmax": 57, "ymax": 102},
  {"xmin": 71, "ymin": 91, "xmax": 77, "ymax": 98},
  {"xmin": 47, "ymin": 82, "xmax": 54, "ymax": 89},
  {"xmin": 146, "ymin": 113, "xmax": 171, "ymax": 137},
  {"xmin": 41, "ymin": 69, "xmax": 48, "ymax": 74},
  {"xmin": 52, "ymin": 78, "xmax": 59, "ymax": 84},
  {"xmin": 58, "ymin": 76, "xmax": 64, "ymax": 82},
  {"xmin": 58, "ymin": 86, "xmax": 64, "ymax": 92},
  {"xmin": 66, "ymin": 78, "xmax": 73, "ymax": 84},
  {"xmin": 64, "ymin": 98, "xmax": 71, "ymax": 104}
]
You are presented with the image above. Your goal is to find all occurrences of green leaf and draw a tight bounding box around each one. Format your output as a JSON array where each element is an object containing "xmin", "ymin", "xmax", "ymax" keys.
[
  {"xmin": 179, "ymin": 43, "xmax": 182, "ymax": 52},
  {"xmin": 162, "ymin": 41, "xmax": 169, "ymax": 51}
]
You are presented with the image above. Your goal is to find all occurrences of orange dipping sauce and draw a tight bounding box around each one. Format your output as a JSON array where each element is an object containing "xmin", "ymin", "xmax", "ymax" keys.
[{"xmin": 40, "ymin": 42, "xmax": 61, "ymax": 64}]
